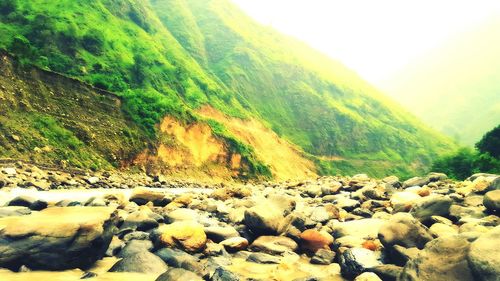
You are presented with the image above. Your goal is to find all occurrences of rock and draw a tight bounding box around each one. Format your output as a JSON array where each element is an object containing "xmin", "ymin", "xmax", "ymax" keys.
[
  {"xmin": 220, "ymin": 237, "xmax": 249, "ymax": 252},
  {"xmin": 156, "ymin": 268, "xmax": 204, "ymax": 281},
  {"xmin": 483, "ymin": 190, "xmax": 500, "ymax": 213},
  {"xmin": 367, "ymin": 264, "xmax": 403, "ymax": 281},
  {"xmin": 403, "ymin": 176, "xmax": 429, "ymax": 188},
  {"xmin": 247, "ymin": 252, "xmax": 281, "ymax": 264},
  {"xmin": 106, "ymin": 236, "xmax": 124, "ymax": 257},
  {"xmin": 121, "ymin": 207, "xmax": 159, "ymax": 231},
  {"xmin": 211, "ymin": 185, "xmax": 251, "ymax": 201},
  {"xmin": 339, "ymin": 247, "xmax": 382, "ymax": 279},
  {"xmin": 158, "ymin": 221, "xmax": 207, "ymax": 253},
  {"xmin": 400, "ymin": 235, "xmax": 474, "ymax": 281},
  {"xmin": 0, "ymin": 206, "xmax": 31, "ymax": 218},
  {"xmin": 211, "ymin": 267, "xmax": 240, "ymax": 281},
  {"xmin": 0, "ymin": 207, "xmax": 116, "ymax": 270},
  {"xmin": 310, "ymin": 248, "xmax": 336, "ymax": 265},
  {"xmin": 429, "ymin": 223, "xmax": 458, "ymax": 237},
  {"xmin": 118, "ymin": 239, "xmax": 154, "ymax": 257},
  {"xmin": 467, "ymin": 226, "xmax": 500, "ymax": 281},
  {"xmin": 321, "ymin": 181, "xmax": 342, "ymax": 196},
  {"xmin": 299, "ymin": 229, "xmax": 334, "ymax": 252},
  {"xmin": 2, "ymin": 167, "xmax": 16, "ymax": 176},
  {"xmin": 244, "ymin": 202, "xmax": 285, "ymax": 235},
  {"xmin": 7, "ymin": 196, "xmax": 48, "ymax": 211},
  {"xmin": 410, "ymin": 195, "xmax": 452, "ymax": 221},
  {"xmin": 130, "ymin": 187, "xmax": 166, "ymax": 205},
  {"xmin": 164, "ymin": 208, "xmax": 199, "ymax": 223},
  {"xmin": 155, "ymin": 248, "xmax": 205, "ymax": 276},
  {"xmin": 109, "ymin": 250, "xmax": 168, "ymax": 274},
  {"xmin": 378, "ymin": 213, "xmax": 433, "ymax": 250},
  {"xmin": 86, "ymin": 176, "xmax": 99, "ymax": 184},
  {"xmin": 354, "ymin": 272, "xmax": 382, "ymax": 281},
  {"xmin": 250, "ymin": 235, "xmax": 298, "ymax": 254},
  {"xmin": 390, "ymin": 192, "xmax": 421, "ymax": 212},
  {"xmin": 205, "ymin": 226, "xmax": 239, "ymax": 243},
  {"xmin": 331, "ymin": 219, "xmax": 385, "ymax": 239}
]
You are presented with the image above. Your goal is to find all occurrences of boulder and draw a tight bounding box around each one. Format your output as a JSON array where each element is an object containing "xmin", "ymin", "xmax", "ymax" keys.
[
  {"xmin": 339, "ymin": 247, "xmax": 383, "ymax": 279},
  {"xmin": 164, "ymin": 208, "xmax": 199, "ymax": 223},
  {"xmin": 244, "ymin": 197, "xmax": 294, "ymax": 235},
  {"xmin": 220, "ymin": 237, "xmax": 249, "ymax": 252},
  {"xmin": 467, "ymin": 226, "xmax": 500, "ymax": 281},
  {"xmin": 0, "ymin": 207, "xmax": 116, "ymax": 270},
  {"xmin": 247, "ymin": 252, "xmax": 281, "ymax": 264},
  {"xmin": 120, "ymin": 207, "xmax": 159, "ymax": 231},
  {"xmin": 390, "ymin": 192, "xmax": 421, "ymax": 212},
  {"xmin": 378, "ymin": 213, "xmax": 433, "ymax": 250},
  {"xmin": 156, "ymin": 268, "xmax": 203, "ymax": 281},
  {"xmin": 483, "ymin": 190, "xmax": 500, "ymax": 213},
  {"xmin": 354, "ymin": 272, "xmax": 382, "ymax": 281},
  {"xmin": 158, "ymin": 221, "xmax": 207, "ymax": 253},
  {"xmin": 331, "ymin": 219, "xmax": 385, "ymax": 239},
  {"xmin": 410, "ymin": 195, "xmax": 452, "ymax": 221},
  {"xmin": 155, "ymin": 248, "xmax": 205, "ymax": 276},
  {"xmin": 400, "ymin": 235, "xmax": 474, "ymax": 281},
  {"xmin": 205, "ymin": 226, "xmax": 239, "ymax": 243},
  {"xmin": 249, "ymin": 235, "xmax": 298, "ymax": 255},
  {"xmin": 211, "ymin": 267, "xmax": 240, "ymax": 281},
  {"xmin": 0, "ymin": 206, "xmax": 31, "ymax": 218},
  {"xmin": 109, "ymin": 250, "xmax": 168, "ymax": 274},
  {"xmin": 310, "ymin": 248, "xmax": 336, "ymax": 265},
  {"xmin": 299, "ymin": 229, "xmax": 334, "ymax": 252},
  {"xmin": 130, "ymin": 187, "xmax": 166, "ymax": 205}
]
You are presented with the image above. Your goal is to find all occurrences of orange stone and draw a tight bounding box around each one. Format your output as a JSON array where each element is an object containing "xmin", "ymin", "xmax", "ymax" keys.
[{"xmin": 300, "ymin": 229, "xmax": 334, "ymax": 252}]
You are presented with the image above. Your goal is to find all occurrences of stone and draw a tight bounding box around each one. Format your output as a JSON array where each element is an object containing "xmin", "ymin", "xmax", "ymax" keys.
[
  {"xmin": 211, "ymin": 267, "xmax": 240, "ymax": 281},
  {"xmin": 249, "ymin": 235, "xmax": 298, "ymax": 254},
  {"xmin": 156, "ymin": 268, "xmax": 204, "ymax": 281},
  {"xmin": 467, "ymin": 226, "xmax": 500, "ymax": 281},
  {"xmin": 220, "ymin": 237, "xmax": 249, "ymax": 252},
  {"xmin": 120, "ymin": 207, "xmax": 159, "ymax": 231},
  {"xmin": 339, "ymin": 247, "xmax": 382, "ymax": 279},
  {"xmin": 299, "ymin": 229, "xmax": 334, "ymax": 252},
  {"xmin": 367, "ymin": 264, "xmax": 402, "ymax": 281},
  {"xmin": 86, "ymin": 176, "xmax": 99, "ymax": 184},
  {"xmin": 0, "ymin": 207, "xmax": 116, "ymax": 270},
  {"xmin": 378, "ymin": 213, "xmax": 433, "ymax": 250},
  {"xmin": 118, "ymin": 239, "xmax": 154, "ymax": 257},
  {"xmin": 164, "ymin": 208, "xmax": 199, "ymax": 223},
  {"xmin": 0, "ymin": 207, "xmax": 31, "ymax": 218},
  {"xmin": 331, "ymin": 219, "xmax": 385, "ymax": 239},
  {"xmin": 130, "ymin": 187, "xmax": 166, "ymax": 205},
  {"xmin": 321, "ymin": 181, "xmax": 342, "ymax": 196},
  {"xmin": 310, "ymin": 248, "xmax": 336, "ymax": 265},
  {"xmin": 2, "ymin": 167, "xmax": 16, "ymax": 176},
  {"xmin": 205, "ymin": 226, "xmax": 240, "ymax": 243},
  {"xmin": 354, "ymin": 272, "xmax": 382, "ymax": 281},
  {"xmin": 483, "ymin": 190, "xmax": 500, "ymax": 213},
  {"xmin": 410, "ymin": 195, "xmax": 452, "ymax": 221},
  {"xmin": 244, "ymin": 203, "xmax": 285, "ymax": 235},
  {"xmin": 247, "ymin": 252, "xmax": 281, "ymax": 264},
  {"xmin": 429, "ymin": 223, "xmax": 458, "ymax": 237},
  {"xmin": 400, "ymin": 235, "xmax": 474, "ymax": 281},
  {"xmin": 109, "ymin": 250, "xmax": 168, "ymax": 274},
  {"xmin": 158, "ymin": 221, "xmax": 207, "ymax": 253},
  {"xmin": 390, "ymin": 192, "xmax": 421, "ymax": 212},
  {"xmin": 155, "ymin": 248, "xmax": 205, "ymax": 276},
  {"xmin": 211, "ymin": 185, "xmax": 251, "ymax": 201},
  {"xmin": 403, "ymin": 176, "xmax": 429, "ymax": 188}
]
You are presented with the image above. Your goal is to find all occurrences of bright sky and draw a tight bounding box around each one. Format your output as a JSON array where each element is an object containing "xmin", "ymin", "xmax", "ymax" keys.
[{"xmin": 231, "ymin": 0, "xmax": 500, "ymax": 85}]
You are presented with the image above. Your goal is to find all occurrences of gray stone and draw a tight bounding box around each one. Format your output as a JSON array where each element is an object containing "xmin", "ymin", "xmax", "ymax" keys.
[
  {"xmin": 109, "ymin": 250, "xmax": 168, "ymax": 274},
  {"xmin": 247, "ymin": 252, "xmax": 281, "ymax": 264},
  {"xmin": 467, "ymin": 226, "xmax": 500, "ymax": 281},
  {"xmin": 483, "ymin": 190, "xmax": 500, "ymax": 213},
  {"xmin": 155, "ymin": 268, "xmax": 203, "ymax": 281},
  {"xmin": 339, "ymin": 247, "xmax": 382, "ymax": 279},
  {"xmin": 378, "ymin": 213, "xmax": 433, "ymax": 250},
  {"xmin": 410, "ymin": 195, "xmax": 452, "ymax": 221},
  {"xmin": 310, "ymin": 248, "xmax": 336, "ymax": 265},
  {"xmin": 249, "ymin": 235, "xmax": 298, "ymax": 254}
]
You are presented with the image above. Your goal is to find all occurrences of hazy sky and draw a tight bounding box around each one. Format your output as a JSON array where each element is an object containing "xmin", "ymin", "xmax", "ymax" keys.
[{"xmin": 231, "ymin": 0, "xmax": 500, "ymax": 86}]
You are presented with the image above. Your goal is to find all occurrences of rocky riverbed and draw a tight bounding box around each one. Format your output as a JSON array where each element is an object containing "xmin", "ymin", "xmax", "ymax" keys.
[{"xmin": 0, "ymin": 163, "xmax": 499, "ymax": 281}]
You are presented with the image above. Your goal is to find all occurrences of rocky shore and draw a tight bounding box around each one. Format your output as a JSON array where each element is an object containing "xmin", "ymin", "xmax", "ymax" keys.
[{"xmin": 0, "ymin": 163, "xmax": 499, "ymax": 281}]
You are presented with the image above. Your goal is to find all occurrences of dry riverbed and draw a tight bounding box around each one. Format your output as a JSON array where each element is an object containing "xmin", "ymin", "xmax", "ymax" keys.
[{"xmin": 0, "ymin": 163, "xmax": 499, "ymax": 281}]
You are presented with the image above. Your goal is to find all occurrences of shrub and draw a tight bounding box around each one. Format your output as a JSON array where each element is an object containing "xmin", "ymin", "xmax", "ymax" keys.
[
  {"xmin": 82, "ymin": 29, "xmax": 105, "ymax": 54},
  {"xmin": 476, "ymin": 124, "xmax": 500, "ymax": 159}
]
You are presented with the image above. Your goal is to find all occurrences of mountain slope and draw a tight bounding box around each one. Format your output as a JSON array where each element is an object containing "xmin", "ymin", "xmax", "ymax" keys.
[
  {"xmin": 382, "ymin": 18, "xmax": 500, "ymax": 145},
  {"xmin": 0, "ymin": 0, "xmax": 455, "ymax": 178}
]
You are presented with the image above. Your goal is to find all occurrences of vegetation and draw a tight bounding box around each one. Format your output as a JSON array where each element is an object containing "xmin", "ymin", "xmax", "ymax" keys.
[
  {"xmin": 0, "ymin": 0, "xmax": 457, "ymax": 177},
  {"xmin": 431, "ymin": 125, "xmax": 500, "ymax": 179}
]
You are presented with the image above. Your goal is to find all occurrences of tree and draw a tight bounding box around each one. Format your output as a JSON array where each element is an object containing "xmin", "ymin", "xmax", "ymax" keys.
[
  {"xmin": 10, "ymin": 35, "xmax": 32, "ymax": 58},
  {"xmin": 0, "ymin": 0, "xmax": 17, "ymax": 15},
  {"xmin": 82, "ymin": 29, "xmax": 105, "ymax": 55},
  {"xmin": 476, "ymin": 124, "xmax": 500, "ymax": 159}
]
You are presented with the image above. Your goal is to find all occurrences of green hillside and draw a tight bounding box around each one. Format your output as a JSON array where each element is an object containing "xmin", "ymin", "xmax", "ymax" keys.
[
  {"xmin": 0, "ymin": 0, "xmax": 456, "ymax": 178},
  {"xmin": 382, "ymin": 18, "xmax": 500, "ymax": 146}
]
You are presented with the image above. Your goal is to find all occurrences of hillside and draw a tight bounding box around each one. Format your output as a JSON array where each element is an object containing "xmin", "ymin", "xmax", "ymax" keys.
[
  {"xmin": 382, "ymin": 18, "xmax": 500, "ymax": 145},
  {"xmin": 0, "ymin": 0, "xmax": 456, "ymax": 179}
]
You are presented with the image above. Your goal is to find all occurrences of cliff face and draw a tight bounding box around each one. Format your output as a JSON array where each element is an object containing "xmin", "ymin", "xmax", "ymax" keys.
[{"xmin": 0, "ymin": 52, "xmax": 145, "ymax": 169}]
